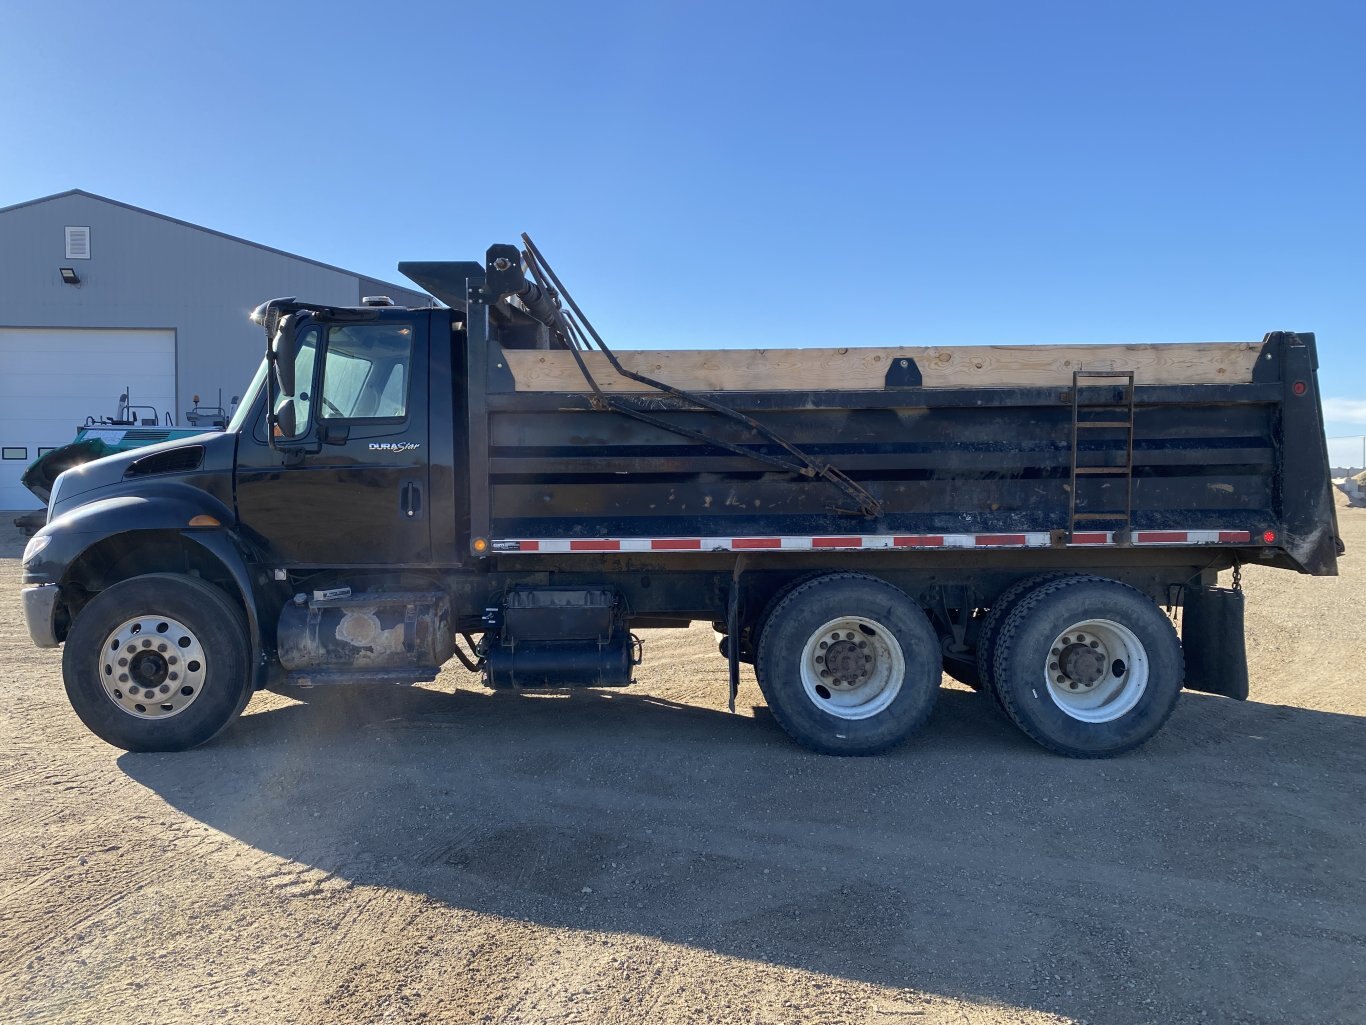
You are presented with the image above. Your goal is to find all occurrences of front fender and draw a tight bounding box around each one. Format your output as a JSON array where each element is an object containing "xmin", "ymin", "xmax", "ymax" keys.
[
  {"xmin": 23, "ymin": 487, "xmax": 233, "ymax": 583},
  {"xmin": 22, "ymin": 488, "xmax": 274, "ymax": 688},
  {"xmin": 182, "ymin": 529, "xmax": 275, "ymax": 689}
]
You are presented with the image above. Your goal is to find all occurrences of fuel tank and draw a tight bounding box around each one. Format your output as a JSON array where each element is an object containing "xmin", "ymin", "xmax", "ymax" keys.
[{"xmin": 277, "ymin": 591, "xmax": 455, "ymax": 672}]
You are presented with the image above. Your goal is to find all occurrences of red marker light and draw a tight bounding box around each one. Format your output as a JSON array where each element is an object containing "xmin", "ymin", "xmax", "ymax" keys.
[
  {"xmin": 1262, "ymin": 530, "xmax": 1277, "ymax": 544},
  {"xmin": 1292, "ymin": 381, "xmax": 1307, "ymax": 396}
]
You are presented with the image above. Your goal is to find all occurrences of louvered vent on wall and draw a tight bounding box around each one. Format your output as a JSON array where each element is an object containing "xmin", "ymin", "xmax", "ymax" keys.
[{"xmin": 65, "ymin": 226, "xmax": 91, "ymax": 259}]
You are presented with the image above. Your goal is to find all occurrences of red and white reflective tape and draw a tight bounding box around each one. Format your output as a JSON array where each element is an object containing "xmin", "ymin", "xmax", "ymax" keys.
[{"xmin": 489, "ymin": 529, "xmax": 1253, "ymax": 554}]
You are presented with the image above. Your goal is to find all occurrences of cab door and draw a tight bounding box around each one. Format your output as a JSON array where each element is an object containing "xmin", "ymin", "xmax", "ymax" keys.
[{"xmin": 236, "ymin": 313, "xmax": 431, "ymax": 566}]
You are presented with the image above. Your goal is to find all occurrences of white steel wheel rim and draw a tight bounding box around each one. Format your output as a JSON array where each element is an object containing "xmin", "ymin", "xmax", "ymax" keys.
[
  {"xmin": 98, "ymin": 615, "xmax": 207, "ymax": 720},
  {"xmin": 800, "ymin": 616, "xmax": 905, "ymax": 720},
  {"xmin": 1042, "ymin": 618, "xmax": 1148, "ymax": 723}
]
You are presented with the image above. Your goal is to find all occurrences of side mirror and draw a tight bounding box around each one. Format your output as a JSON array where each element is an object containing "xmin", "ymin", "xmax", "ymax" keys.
[
  {"xmin": 272, "ymin": 319, "xmax": 299, "ymax": 396},
  {"xmin": 274, "ymin": 400, "xmax": 297, "ymax": 439}
]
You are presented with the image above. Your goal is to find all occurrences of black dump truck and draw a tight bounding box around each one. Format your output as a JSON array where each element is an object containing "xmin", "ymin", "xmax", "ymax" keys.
[{"xmin": 20, "ymin": 237, "xmax": 1342, "ymax": 758}]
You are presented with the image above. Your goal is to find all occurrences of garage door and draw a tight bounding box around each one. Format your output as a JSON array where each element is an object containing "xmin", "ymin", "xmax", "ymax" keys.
[{"xmin": 0, "ymin": 328, "xmax": 176, "ymax": 509}]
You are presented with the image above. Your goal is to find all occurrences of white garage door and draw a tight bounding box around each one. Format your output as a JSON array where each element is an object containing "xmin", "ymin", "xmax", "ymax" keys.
[{"xmin": 0, "ymin": 328, "xmax": 176, "ymax": 509}]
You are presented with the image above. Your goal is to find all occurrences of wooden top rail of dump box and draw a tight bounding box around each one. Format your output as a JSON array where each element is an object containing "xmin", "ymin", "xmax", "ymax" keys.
[{"xmin": 502, "ymin": 341, "xmax": 1263, "ymax": 393}]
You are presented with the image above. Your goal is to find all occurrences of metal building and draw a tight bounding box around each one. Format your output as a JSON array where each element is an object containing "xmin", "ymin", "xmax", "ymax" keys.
[{"xmin": 0, "ymin": 189, "xmax": 428, "ymax": 508}]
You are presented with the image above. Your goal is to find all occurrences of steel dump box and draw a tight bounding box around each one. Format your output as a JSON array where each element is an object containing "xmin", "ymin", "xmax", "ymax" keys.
[{"xmin": 467, "ymin": 331, "xmax": 1337, "ymax": 576}]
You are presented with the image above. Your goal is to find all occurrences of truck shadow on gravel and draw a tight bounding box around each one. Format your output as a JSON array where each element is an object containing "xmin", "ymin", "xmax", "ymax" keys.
[{"xmin": 119, "ymin": 684, "xmax": 1366, "ymax": 1025}]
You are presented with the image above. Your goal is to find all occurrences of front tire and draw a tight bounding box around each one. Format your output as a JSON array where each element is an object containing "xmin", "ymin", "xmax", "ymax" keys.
[
  {"xmin": 991, "ymin": 576, "xmax": 1183, "ymax": 758},
  {"xmin": 755, "ymin": 573, "xmax": 940, "ymax": 755},
  {"xmin": 62, "ymin": 574, "xmax": 252, "ymax": 752}
]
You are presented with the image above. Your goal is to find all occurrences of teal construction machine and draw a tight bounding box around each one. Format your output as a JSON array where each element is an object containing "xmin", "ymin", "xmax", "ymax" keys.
[{"xmin": 13, "ymin": 392, "xmax": 231, "ymax": 535}]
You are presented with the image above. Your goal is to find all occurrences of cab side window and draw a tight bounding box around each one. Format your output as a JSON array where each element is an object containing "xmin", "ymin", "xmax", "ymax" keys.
[{"xmin": 319, "ymin": 322, "xmax": 414, "ymax": 421}]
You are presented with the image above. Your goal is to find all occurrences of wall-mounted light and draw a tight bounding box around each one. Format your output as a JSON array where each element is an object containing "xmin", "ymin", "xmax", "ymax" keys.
[{"xmin": 59, "ymin": 267, "xmax": 81, "ymax": 286}]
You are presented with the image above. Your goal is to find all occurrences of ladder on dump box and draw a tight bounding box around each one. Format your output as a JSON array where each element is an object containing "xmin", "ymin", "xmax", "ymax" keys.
[{"xmin": 1068, "ymin": 369, "xmax": 1136, "ymax": 541}]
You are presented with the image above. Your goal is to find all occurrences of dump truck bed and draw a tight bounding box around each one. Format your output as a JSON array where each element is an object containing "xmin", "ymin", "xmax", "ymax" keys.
[{"xmin": 474, "ymin": 333, "xmax": 1339, "ymax": 576}]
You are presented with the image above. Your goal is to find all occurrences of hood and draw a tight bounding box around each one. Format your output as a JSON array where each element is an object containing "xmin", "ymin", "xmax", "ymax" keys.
[{"xmin": 48, "ymin": 431, "xmax": 235, "ymax": 519}]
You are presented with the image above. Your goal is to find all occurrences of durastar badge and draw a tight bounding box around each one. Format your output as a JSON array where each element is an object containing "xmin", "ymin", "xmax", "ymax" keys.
[{"xmin": 368, "ymin": 442, "xmax": 422, "ymax": 452}]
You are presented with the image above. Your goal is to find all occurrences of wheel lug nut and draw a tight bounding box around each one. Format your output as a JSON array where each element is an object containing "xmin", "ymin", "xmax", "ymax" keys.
[{"xmin": 819, "ymin": 641, "xmax": 828, "ymax": 650}]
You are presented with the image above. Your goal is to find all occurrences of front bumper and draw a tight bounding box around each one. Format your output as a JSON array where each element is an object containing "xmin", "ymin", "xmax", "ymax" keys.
[{"xmin": 21, "ymin": 584, "xmax": 61, "ymax": 648}]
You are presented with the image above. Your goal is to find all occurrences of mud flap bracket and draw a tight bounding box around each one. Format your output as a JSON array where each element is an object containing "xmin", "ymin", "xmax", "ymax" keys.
[{"xmin": 726, "ymin": 558, "xmax": 749, "ymax": 713}]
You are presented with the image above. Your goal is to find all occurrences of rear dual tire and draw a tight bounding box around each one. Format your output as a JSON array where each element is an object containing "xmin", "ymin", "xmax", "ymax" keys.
[
  {"xmin": 990, "ymin": 576, "xmax": 1183, "ymax": 758},
  {"xmin": 756, "ymin": 574, "xmax": 940, "ymax": 755},
  {"xmin": 974, "ymin": 574, "xmax": 1072, "ymax": 708}
]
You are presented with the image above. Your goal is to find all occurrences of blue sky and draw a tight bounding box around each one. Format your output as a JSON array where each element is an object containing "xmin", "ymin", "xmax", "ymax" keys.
[{"xmin": 3, "ymin": 0, "xmax": 1363, "ymax": 463}]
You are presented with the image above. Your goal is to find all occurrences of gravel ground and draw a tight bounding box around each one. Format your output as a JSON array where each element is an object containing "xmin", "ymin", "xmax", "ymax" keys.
[{"xmin": 1, "ymin": 502, "xmax": 1363, "ymax": 1025}]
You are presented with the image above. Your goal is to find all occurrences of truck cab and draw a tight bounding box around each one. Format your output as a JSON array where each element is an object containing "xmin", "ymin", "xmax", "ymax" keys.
[{"xmin": 236, "ymin": 306, "xmax": 440, "ymax": 566}]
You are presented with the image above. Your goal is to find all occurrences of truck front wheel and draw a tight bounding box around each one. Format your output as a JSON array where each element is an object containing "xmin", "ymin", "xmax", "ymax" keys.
[
  {"xmin": 755, "ymin": 574, "xmax": 940, "ymax": 755},
  {"xmin": 62, "ymin": 574, "xmax": 252, "ymax": 752},
  {"xmin": 991, "ymin": 576, "xmax": 1183, "ymax": 757}
]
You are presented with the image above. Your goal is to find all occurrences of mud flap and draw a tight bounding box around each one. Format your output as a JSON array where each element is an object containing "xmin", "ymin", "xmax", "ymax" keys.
[{"xmin": 1182, "ymin": 586, "xmax": 1249, "ymax": 700}]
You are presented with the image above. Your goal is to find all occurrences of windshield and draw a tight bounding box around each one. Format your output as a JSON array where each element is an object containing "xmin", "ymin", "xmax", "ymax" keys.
[{"xmin": 227, "ymin": 358, "xmax": 268, "ymax": 434}]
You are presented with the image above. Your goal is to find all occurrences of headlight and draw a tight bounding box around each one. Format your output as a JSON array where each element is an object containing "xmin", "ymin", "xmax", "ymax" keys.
[{"xmin": 22, "ymin": 534, "xmax": 51, "ymax": 567}]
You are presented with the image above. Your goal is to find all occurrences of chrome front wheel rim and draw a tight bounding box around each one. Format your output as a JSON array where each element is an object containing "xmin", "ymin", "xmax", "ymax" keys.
[{"xmin": 99, "ymin": 616, "xmax": 207, "ymax": 720}]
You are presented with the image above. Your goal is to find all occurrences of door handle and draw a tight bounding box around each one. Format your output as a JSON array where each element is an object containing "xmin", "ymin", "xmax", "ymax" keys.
[{"xmin": 401, "ymin": 481, "xmax": 423, "ymax": 519}]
